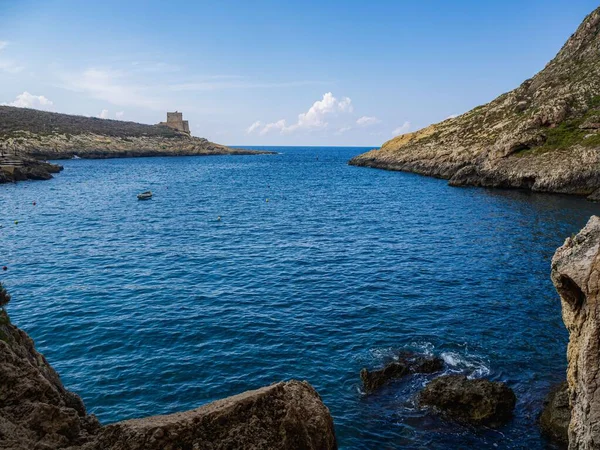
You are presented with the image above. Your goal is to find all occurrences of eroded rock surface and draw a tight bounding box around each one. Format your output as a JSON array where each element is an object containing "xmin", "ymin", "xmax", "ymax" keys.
[
  {"xmin": 0, "ymin": 310, "xmax": 99, "ymax": 449},
  {"xmin": 551, "ymin": 215, "xmax": 600, "ymax": 449},
  {"xmin": 0, "ymin": 310, "xmax": 337, "ymax": 450},
  {"xmin": 360, "ymin": 352, "xmax": 443, "ymax": 394},
  {"xmin": 350, "ymin": 7, "xmax": 600, "ymax": 200},
  {"xmin": 85, "ymin": 381, "xmax": 336, "ymax": 450},
  {"xmin": 418, "ymin": 375, "xmax": 516, "ymax": 427}
]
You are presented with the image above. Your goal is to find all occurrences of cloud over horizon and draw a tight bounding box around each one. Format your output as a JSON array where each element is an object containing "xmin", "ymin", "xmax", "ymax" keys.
[
  {"xmin": 2, "ymin": 91, "xmax": 54, "ymax": 110},
  {"xmin": 247, "ymin": 92, "xmax": 354, "ymax": 135}
]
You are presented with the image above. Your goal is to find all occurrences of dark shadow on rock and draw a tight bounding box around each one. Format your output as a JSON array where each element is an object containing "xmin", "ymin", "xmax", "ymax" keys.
[{"xmin": 418, "ymin": 375, "xmax": 516, "ymax": 427}]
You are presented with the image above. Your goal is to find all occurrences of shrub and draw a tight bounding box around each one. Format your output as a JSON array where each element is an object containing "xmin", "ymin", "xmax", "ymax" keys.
[{"xmin": 0, "ymin": 283, "xmax": 11, "ymax": 309}]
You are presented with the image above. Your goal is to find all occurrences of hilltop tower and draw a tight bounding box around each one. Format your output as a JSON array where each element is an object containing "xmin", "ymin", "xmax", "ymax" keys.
[{"xmin": 159, "ymin": 111, "xmax": 190, "ymax": 134}]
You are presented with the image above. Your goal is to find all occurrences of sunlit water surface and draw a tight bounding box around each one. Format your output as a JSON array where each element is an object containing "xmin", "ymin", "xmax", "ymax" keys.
[{"xmin": 1, "ymin": 147, "xmax": 598, "ymax": 449}]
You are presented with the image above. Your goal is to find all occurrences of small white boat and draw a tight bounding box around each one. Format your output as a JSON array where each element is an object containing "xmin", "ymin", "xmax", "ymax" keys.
[{"xmin": 137, "ymin": 191, "xmax": 152, "ymax": 200}]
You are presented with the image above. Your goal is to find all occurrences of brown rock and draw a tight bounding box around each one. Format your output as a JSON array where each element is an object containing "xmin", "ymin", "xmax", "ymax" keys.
[
  {"xmin": 418, "ymin": 375, "xmax": 516, "ymax": 427},
  {"xmin": 551, "ymin": 215, "xmax": 600, "ymax": 449},
  {"xmin": 85, "ymin": 381, "xmax": 337, "ymax": 450}
]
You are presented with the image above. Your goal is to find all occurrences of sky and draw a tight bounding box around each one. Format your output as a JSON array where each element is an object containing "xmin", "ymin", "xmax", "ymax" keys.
[{"xmin": 0, "ymin": 0, "xmax": 598, "ymax": 147}]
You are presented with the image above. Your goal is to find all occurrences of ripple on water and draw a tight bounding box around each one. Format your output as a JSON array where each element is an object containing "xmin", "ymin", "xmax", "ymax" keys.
[{"xmin": 0, "ymin": 147, "xmax": 597, "ymax": 449}]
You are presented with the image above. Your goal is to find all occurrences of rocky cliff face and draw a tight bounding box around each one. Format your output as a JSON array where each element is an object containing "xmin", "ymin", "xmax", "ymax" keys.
[
  {"xmin": 552, "ymin": 215, "xmax": 600, "ymax": 449},
  {"xmin": 0, "ymin": 310, "xmax": 337, "ymax": 450},
  {"xmin": 350, "ymin": 7, "xmax": 600, "ymax": 200}
]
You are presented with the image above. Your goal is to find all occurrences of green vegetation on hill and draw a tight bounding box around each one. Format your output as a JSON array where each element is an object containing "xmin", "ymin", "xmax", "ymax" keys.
[{"xmin": 0, "ymin": 106, "xmax": 184, "ymax": 139}]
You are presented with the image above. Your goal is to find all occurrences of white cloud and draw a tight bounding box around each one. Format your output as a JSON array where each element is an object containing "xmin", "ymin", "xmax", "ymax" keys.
[
  {"xmin": 2, "ymin": 91, "xmax": 54, "ymax": 110},
  {"xmin": 98, "ymin": 109, "xmax": 109, "ymax": 119},
  {"xmin": 248, "ymin": 92, "xmax": 354, "ymax": 135},
  {"xmin": 392, "ymin": 121, "xmax": 411, "ymax": 136},
  {"xmin": 58, "ymin": 68, "xmax": 162, "ymax": 109},
  {"xmin": 335, "ymin": 126, "xmax": 352, "ymax": 135},
  {"xmin": 116, "ymin": 111, "xmax": 125, "ymax": 119},
  {"xmin": 356, "ymin": 116, "xmax": 381, "ymax": 127},
  {"xmin": 246, "ymin": 121, "xmax": 262, "ymax": 134},
  {"xmin": 0, "ymin": 41, "xmax": 24, "ymax": 74},
  {"xmin": 260, "ymin": 119, "xmax": 286, "ymax": 135},
  {"xmin": 445, "ymin": 114, "xmax": 459, "ymax": 120}
]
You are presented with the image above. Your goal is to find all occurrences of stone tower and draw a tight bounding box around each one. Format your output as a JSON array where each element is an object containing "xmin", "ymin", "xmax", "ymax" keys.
[{"xmin": 159, "ymin": 111, "xmax": 190, "ymax": 134}]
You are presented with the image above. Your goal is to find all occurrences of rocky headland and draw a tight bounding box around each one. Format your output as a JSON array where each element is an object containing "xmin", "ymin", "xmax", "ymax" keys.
[
  {"xmin": 350, "ymin": 7, "xmax": 600, "ymax": 200},
  {"xmin": 0, "ymin": 106, "xmax": 271, "ymax": 183},
  {"xmin": 0, "ymin": 309, "xmax": 337, "ymax": 450}
]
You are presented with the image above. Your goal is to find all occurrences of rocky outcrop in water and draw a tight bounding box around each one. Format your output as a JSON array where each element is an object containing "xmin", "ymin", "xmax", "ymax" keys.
[
  {"xmin": 360, "ymin": 352, "xmax": 443, "ymax": 394},
  {"xmin": 551, "ymin": 215, "xmax": 600, "ymax": 449},
  {"xmin": 0, "ymin": 157, "xmax": 63, "ymax": 183},
  {"xmin": 418, "ymin": 375, "xmax": 516, "ymax": 427},
  {"xmin": 350, "ymin": 7, "xmax": 600, "ymax": 200},
  {"xmin": 540, "ymin": 382, "xmax": 570, "ymax": 447},
  {"xmin": 0, "ymin": 310, "xmax": 337, "ymax": 450}
]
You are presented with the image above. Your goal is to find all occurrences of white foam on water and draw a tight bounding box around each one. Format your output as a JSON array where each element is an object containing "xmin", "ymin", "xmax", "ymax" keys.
[{"xmin": 441, "ymin": 351, "xmax": 491, "ymax": 378}]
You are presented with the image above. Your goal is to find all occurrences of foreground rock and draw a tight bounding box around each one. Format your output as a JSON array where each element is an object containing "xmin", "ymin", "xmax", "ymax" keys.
[
  {"xmin": 551, "ymin": 215, "xmax": 600, "ymax": 449},
  {"xmin": 0, "ymin": 310, "xmax": 337, "ymax": 450},
  {"xmin": 0, "ymin": 106, "xmax": 272, "ymax": 162},
  {"xmin": 418, "ymin": 375, "xmax": 516, "ymax": 427},
  {"xmin": 539, "ymin": 382, "xmax": 570, "ymax": 447},
  {"xmin": 360, "ymin": 352, "xmax": 443, "ymax": 393},
  {"xmin": 85, "ymin": 381, "xmax": 336, "ymax": 450},
  {"xmin": 350, "ymin": 7, "xmax": 600, "ymax": 200}
]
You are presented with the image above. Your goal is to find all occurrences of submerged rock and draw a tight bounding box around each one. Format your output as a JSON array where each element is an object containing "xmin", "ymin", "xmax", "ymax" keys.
[
  {"xmin": 418, "ymin": 375, "xmax": 516, "ymax": 427},
  {"xmin": 539, "ymin": 382, "xmax": 570, "ymax": 446},
  {"xmin": 551, "ymin": 215, "xmax": 600, "ymax": 449},
  {"xmin": 0, "ymin": 310, "xmax": 337, "ymax": 449},
  {"xmin": 360, "ymin": 352, "xmax": 444, "ymax": 393}
]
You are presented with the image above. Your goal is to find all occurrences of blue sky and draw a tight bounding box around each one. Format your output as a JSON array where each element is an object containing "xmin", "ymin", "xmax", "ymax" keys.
[{"xmin": 0, "ymin": 0, "xmax": 597, "ymax": 146}]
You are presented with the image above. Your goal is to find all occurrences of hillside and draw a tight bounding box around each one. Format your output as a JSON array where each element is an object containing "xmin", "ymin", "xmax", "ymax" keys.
[
  {"xmin": 0, "ymin": 106, "xmax": 184, "ymax": 139},
  {"xmin": 0, "ymin": 106, "xmax": 268, "ymax": 161},
  {"xmin": 350, "ymin": 7, "xmax": 600, "ymax": 201}
]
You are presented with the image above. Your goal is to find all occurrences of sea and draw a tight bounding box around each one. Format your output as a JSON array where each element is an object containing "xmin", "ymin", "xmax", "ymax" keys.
[{"xmin": 1, "ymin": 146, "xmax": 598, "ymax": 449}]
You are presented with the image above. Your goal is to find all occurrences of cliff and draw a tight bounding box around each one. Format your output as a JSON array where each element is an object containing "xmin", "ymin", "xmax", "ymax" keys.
[
  {"xmin": 0, "ymin": 310, "xmax": 337, "ymax": 450},
  {"xmin": 552, "ymin": 215, "xmax": 600, "ymax": 449},
  {"xmin": 350, "ymin": 7, "xmax": 600, "ymax": 200},
  {"xmin": 0, "ymin": 106, "xmax": 271, "ymax": 183}
]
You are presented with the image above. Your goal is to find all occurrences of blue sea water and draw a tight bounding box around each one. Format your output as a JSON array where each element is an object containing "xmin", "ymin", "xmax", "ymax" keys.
[{"xmin": 0, "ymin": 146, "xmax": 598, "ymax": 449}]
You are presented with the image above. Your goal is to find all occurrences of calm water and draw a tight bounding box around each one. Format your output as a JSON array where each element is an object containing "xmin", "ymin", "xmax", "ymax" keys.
[{"xmin": 0, "ymin": 147, "xmax": 598, "ymax": 449}]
